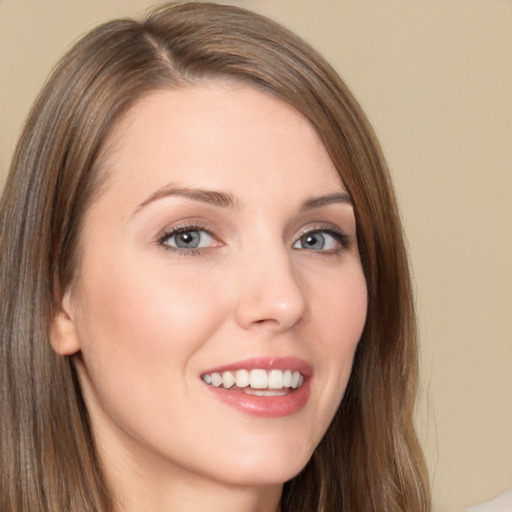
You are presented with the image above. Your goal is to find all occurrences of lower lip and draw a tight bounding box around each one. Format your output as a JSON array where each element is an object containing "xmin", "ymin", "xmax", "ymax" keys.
[{"xmin": 204, "ymin": 381, "xmax": 311, "ymax": 418}]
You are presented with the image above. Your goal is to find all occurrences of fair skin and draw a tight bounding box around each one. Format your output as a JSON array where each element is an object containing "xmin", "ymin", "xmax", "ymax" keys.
[{"xmin": 51, "ymin": 82, "xmax": 367, "ymax": 512}]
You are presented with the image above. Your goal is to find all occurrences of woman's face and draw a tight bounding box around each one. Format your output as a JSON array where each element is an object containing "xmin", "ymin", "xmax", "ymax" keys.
[{"xmin": 55, "ymin": 83, "xmax": 367, "ymax": 491}]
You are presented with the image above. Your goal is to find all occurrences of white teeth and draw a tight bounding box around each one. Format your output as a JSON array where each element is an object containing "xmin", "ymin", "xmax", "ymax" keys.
[
  {"xmin": 268, "ymin": 369, "xmax": 284, "ymax": 389},
  {"xmin": 235, "ymin": 369, "xmax": 250, "ymax": 388},
  {"xmin": 211, "ymin": 372, "xmax": 223, "ymax": 387},
  {"xmin": 202, "ymin": 368, "xmax": 305, "ymax": 391},
  {"xmin": 249, "ymin": 369, "xmax": 268, "ymax": 389},
  {"xmin": 244, "ymin": 388, "xmax": 288, "ymax": 396},
  {"xmin": 222, "ymin": 371, "xmax": 235, "ymax": 389}
]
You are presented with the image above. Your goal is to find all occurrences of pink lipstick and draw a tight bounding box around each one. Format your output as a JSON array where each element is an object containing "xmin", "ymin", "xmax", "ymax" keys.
[{"xmin": 201, "ymin": 357, "xmax": 312, "ymax": 418}]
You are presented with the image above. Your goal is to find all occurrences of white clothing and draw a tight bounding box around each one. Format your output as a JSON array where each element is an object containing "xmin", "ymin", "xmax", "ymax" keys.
[{"xmin": 462, "ymin": 489, "xmax": 512, "ymax": 512}]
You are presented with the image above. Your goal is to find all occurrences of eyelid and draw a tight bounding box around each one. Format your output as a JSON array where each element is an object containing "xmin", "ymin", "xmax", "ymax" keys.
[
  {"xmin": 157, "ymin": 222, "xmax": 221, "ymax": 254},
  {"xmin": 293, "ymin": 224, "xmax": 351, "ymax": 251},
  {"xmin": 155, "ymin": 220, "xmax": 351, "ymax": 256}
]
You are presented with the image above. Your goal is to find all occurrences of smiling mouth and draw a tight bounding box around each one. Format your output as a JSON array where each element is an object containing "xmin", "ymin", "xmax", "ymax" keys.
[{"xmin": 201, "ymin": 369, "xmax": 305, "ymax": 396}]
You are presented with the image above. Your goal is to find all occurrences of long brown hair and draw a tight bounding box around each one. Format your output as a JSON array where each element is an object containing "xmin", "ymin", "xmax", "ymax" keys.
[{"xmin": 0, "ymin": 2, "xmax": 431, "ymax": 511}]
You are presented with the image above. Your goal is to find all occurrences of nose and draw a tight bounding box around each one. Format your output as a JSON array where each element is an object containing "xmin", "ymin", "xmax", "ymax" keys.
[{"xmin": 233, "ymin": 247, "xmax": 308, "ymax": 331}]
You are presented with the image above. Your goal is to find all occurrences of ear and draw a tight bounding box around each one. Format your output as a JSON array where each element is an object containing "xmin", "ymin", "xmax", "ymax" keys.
[{"xmin": 49, "ymin": 290, "xmax": 81, "ymax": 356}]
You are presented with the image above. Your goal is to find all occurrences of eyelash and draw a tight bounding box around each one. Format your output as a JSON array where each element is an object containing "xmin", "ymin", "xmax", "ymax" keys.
[
  {"xmin": 157, "ymin": 223, "xmax": 350, "ymax": 256},
  {"xmin": 158, "ymin": 222, "xmax": 217, "ymax": 257},
  {"xmin": 294, "ymin": 226, "xmax": 351, "ymax": 254}
]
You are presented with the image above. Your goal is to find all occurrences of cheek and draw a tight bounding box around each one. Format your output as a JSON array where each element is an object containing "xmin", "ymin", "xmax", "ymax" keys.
[
  {"xmin": 313, "ymin": 259, "xmax": 367, "ymax": 344},
  {"xmin": 79, "ymin": 255, "xmax": 222, "ymax": 341},
  {"xmin": 72, "ymin": 254, "xmax": 230, "ymax": 399},
  {"xmin": 309, "ymin": 262, "xmax": 367, "ymax": 405},
  {"xmin": 71, "ymin": 255, "xmax": 235, "ymax": 454}
]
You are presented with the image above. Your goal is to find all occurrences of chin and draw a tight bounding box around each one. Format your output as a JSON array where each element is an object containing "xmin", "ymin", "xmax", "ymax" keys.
[
  {"xmin": 204, "ymin": 437, "xmax": 315, "ymax": 487},
  {"xmin": 212, "ymin": 463, "xmax": 307, "ymax": 488}
]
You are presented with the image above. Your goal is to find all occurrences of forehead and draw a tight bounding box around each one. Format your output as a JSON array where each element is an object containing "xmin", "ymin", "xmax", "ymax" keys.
[{"xmin": 94, "ymin": 82, "xmax": 344, "ymax": 209}]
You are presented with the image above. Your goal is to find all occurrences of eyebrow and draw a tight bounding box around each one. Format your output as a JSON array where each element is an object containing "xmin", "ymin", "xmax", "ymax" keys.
[
  {"xmin": 133, "ymin": 184, "xmax": 238, "ymax": 215},
  {"xmin": 301, "ymin": 192, "xmax": 352, "ymax": 211},
  {"xmin": 133, "ymin": 185, "xmax": 351, "ymax": 216}
]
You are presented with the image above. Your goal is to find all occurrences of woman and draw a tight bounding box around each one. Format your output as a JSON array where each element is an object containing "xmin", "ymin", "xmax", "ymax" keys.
[{"xmin": 0, "ymin": 2, "xmax": 431, "ymax": 511}]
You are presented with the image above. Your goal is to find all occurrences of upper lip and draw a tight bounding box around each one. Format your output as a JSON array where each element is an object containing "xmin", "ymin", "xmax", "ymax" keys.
[{"xmin": 201, "ymin": 356, "xmax": 313, "ymax": 377}]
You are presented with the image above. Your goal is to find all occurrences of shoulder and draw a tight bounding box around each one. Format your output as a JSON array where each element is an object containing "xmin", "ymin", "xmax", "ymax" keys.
[{"xmin": 462, "ymin": 488, "xmax": 512, "ymax": 512}]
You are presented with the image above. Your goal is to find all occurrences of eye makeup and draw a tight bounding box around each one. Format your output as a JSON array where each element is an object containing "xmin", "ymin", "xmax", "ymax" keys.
[{"xmin": 157, "ymin": 221, "xmax": 222, "ymax": 257}]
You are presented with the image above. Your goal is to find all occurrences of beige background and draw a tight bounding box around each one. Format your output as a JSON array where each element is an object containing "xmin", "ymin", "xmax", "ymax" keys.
[{"xmin": 1, "ymin": 1, "xmax": 511, "ymax": 510}]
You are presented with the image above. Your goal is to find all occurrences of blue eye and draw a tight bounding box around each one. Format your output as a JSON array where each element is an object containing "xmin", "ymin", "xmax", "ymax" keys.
[
  {"xmin": 293, "ymin": 229, "xmax": 347, "ymax": 252},
  {"xmin": 160, "ymin": 228, "xmax": 215, "ymax": 250}
]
